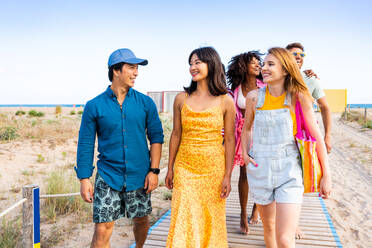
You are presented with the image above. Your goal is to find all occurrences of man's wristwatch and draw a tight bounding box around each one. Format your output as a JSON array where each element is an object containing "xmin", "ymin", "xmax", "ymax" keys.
[{"xmin": 149, "ymin": 168, "xmax": 160, "ymax": 175}]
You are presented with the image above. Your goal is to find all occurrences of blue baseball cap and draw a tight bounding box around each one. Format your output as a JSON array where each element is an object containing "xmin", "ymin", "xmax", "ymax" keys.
[{"xmin": 108, "ymin": 48, "xmax": 148, "ymax": 68}]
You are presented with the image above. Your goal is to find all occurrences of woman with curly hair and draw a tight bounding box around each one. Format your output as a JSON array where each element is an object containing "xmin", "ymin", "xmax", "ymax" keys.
[{"xmin": 226, "ymin": 51, "xmax": 266, "ymax": 234}]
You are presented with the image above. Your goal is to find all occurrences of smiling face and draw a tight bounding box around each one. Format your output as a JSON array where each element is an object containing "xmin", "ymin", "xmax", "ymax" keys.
[
  {"xmin": 114, "ymin": 63, "xmax": 139, "ymax": 88},
  {"xmin": 288, "ymin": 47, "xmax": 304, "ymax": 69},
  {"xmin": 261, "ymin": 54, "xmax": 288, "ymax": 85},
  {"xmin": 189, "ymin": 53, "xmax": 208, "ymax": 82},
  {"xmin": 248, "ymin": 57, "xmax": 261, "ymax": 77}
]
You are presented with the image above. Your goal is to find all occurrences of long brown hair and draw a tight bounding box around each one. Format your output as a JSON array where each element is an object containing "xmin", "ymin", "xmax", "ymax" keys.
[
  {"xmin": 267, "ymin": 47, "xmax": 311, "ymax": 101},
  {"xmin": 184, "ymin": 47, "xmax": 227, "ymax": 96}
]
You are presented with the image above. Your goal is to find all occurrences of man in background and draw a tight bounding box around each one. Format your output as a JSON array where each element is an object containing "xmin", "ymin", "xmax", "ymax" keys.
[{"xmin": 287, "ymin": 42, "xmax": 332, "ymax": 153}]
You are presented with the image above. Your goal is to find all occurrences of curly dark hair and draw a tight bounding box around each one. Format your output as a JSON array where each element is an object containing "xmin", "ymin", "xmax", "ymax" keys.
[
  {"xmin": 184, "ymin": 47, "xmax": 227, "ymax": 96},
  {"xmin": 226, "ymin": 51, "xmax": 263, "ymax": 92}
]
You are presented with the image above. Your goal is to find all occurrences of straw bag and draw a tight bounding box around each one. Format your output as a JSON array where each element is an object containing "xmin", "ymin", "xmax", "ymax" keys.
[{"xmin": 295, "ymin": 100, "xmax": 322, "ymax": 193}]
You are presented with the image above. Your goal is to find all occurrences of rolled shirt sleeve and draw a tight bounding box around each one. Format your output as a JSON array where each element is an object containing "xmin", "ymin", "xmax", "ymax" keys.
[
  {"xmin": 302, "ymin": 71, "xmax": 325, "ymax": 100},
  {"xmin": 145, "ymin": 96, "xmax": 164, "ymax": 144},
  {"xmin": 311, "ymin": 78, "xmax": 326, "ymax": 100},
  {"xmin": 75, "ymin": 100, "xmax": 96, "ymax": 179}
]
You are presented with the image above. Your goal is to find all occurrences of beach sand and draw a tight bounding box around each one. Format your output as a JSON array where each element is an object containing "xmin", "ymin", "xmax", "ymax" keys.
[{"xmin": 0, "ymin": 109, "xmax": 371, "ymax": 247}]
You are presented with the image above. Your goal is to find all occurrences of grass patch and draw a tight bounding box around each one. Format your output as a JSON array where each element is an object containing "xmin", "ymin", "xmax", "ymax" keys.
[
  {"xmin": 0, "ymin": 218, "xmax": 21, "ymax": 248},
  {"xmin": 349, "ymin": 142, "xmax": 357, "ymax": 148},
  {"xmin": 70, "ymin": 110, "xmax": 76, "ymax": 115},
  {"xmin": 78, "ymin": 110, "xmax": 83, "ymax": 115},
  {"xmin": 43, "ymin": 168, "xmax": 90, "ymax": 222},
  {"xmin": 342, "ymin": 110, "xmax": 372, "ymax": 128},
  {"xmin": 0, "ymin": 126, "xmax": 18, "ymax": 141},
  {"xmin": 162, "ymin": 191, "xmax": 172, "ymax": 200},
  {"xmin": 40, "ymin": 224, "xmax": 63, "ymax": 247},
  {"xmin": 22, "ymin": 170, "xmax": 34, "ymax": 176},
  {"xmin": 36, "ymin": 154, "xmax": 45, "ymax": 163}
]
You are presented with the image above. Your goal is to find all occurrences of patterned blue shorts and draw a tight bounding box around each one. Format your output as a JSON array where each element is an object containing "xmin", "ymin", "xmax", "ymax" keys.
[{"xmin": 93, "ymin": 173, "xmax": 152, "ymax": 223}]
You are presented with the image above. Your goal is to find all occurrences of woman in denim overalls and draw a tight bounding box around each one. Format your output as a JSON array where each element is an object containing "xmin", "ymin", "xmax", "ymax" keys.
[{"xmin": 241, "ymin": 47, "xmax": 332, "ymax": 248}]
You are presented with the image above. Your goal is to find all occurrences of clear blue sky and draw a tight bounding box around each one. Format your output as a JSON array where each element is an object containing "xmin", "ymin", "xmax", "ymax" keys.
[{"xmin": 0, "ymin": 0, "xmax": 371, "ymax": 104}]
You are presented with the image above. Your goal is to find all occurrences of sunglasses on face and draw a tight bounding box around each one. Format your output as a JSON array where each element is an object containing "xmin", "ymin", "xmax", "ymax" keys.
[{"xmin": 292, "ymin": 52, "xmax": 306, "ymax": 57}]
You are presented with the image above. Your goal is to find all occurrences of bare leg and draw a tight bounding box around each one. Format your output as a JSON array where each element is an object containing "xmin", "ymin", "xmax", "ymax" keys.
[
  {"xmin": 91, "ymin": 222, "xmax": 115, "ymax": 248},
  {"xmin": 133, "ymin": 216, "xmax": 150, "ymax": 248},
  {"xmin": 276, "ymin": 203, "xmax": 301, "ymax": 248},
  {"xmin": 238, "ymin": 166, "xmax": 249, "ymax": 234},
  {"xmin": 249, "ymin": 203, "xmax": 259, "ymax": 224},
  {"xmin": 257, "ymin": 202, "xmax": 277, "ymax": 248}
]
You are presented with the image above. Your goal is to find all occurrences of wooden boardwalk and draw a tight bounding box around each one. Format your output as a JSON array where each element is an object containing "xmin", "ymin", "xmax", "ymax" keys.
[{"xmin": 136, "ymin": 168, "xmax": 342, "ymax": 247}]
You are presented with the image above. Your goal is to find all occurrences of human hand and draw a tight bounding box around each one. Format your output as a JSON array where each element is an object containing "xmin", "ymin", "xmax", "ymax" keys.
[
  {"xmin": 319, "ymin": 176, "xmax": 331, "ymax": 199},
  {"xmin": 165, "ymin": 169, "xmax": 174, "ymax": 190},
  {"xmin": 304, "ymin": 69, "xmax": 319, "ymax": 79},
  {"xmin": 324, "ymin": 136, "xmax": 332, "ymax": 153},
  {"xmin": 80, "ymin": 178, "xmax": 94, "ymax": 203},
  {"xmin": 243, "ymin": 153, "xmax": 258, "ymax": 167},
  {"xmin": 220, "ymin": 176, "xmax": 231, "ymax": 199},
  {"xmin": 144, "ymin": 172, "xmax": 158, "ymax": 194}
]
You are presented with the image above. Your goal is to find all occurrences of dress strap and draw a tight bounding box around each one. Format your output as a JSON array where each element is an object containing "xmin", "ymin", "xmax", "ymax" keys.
[
  {"xmin": 284, "ymin": 92, "xmax": 291, "ymax": 106},
  {"xmin": 256, "ymin": 87, "xmax": 266, "ymax": 108},
  {"xmin": 183, "ymin": 92, "xmax": 188, "ymax": 104},
  {"xmin": 180, "ymin": 92, "xmax": 188, "ymax": 111}
]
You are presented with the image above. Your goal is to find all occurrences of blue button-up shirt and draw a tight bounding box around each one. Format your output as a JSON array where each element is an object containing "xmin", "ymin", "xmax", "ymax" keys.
[{"xmin": 75, "ymin": 86, "xmax": 164, "ymax": 191}]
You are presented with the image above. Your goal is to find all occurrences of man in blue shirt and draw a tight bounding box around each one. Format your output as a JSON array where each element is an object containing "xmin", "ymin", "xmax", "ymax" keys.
[{"xmin": 75, "ymin": 48, "xmax": 164, "ymax": 247}]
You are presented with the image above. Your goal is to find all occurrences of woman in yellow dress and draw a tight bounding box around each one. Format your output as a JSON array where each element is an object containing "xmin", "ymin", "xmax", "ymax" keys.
[{"xmin": 165, "ymin": 47, "xmax": 236, "ymax": 247}]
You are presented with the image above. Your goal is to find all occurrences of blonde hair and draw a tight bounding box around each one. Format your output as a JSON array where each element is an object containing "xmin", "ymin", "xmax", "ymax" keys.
[{"xmin": 268, "ymin": 47, "xmax": 311, "ymax": 101}]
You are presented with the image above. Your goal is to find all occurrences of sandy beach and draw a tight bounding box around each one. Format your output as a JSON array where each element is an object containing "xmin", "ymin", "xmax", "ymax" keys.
[{"xmin": 0, "ymin": 108, "xmax": 371, "ymax": 247}]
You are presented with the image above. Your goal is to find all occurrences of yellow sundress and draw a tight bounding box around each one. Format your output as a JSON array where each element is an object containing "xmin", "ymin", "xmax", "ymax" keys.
[{"xmin": 166, "ymin": 95, "xmax": 228, "ymax": 248}]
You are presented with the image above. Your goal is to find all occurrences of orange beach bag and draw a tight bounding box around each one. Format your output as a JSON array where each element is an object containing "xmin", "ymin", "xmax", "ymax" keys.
[{"xmin": 295, "ymin": 100, "xmax": 323, "ymax": 193}]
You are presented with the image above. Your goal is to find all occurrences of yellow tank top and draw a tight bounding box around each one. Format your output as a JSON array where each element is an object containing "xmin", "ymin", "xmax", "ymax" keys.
[{"xmin": 258, "ymin": 88, "xmax": 297, "ymax": 136}]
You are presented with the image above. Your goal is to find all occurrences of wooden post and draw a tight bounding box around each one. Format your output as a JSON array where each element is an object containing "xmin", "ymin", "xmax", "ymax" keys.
[
  {"xmin": 343, "ymin": 107, "xmax": 347, "ymax": 120},
  {"xmin": 22, "ymin": 185, "xmax": 38, "ymax": 248},
  {"xmin": 365, "ymin": 108, "xmax": 368, "ymax": 125}
]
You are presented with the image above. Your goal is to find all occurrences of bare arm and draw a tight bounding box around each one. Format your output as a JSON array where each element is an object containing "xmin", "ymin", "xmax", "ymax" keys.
[
  {"xmin": 241, "ymin": 90, "xmax": 258, "ymax": 166},
  {"xmin": 165, "ymin": 92, "xmax": 185, "ymax": 189},
  {"xmin": 223, "ymin": 95, "xmax": 236, "ymax": 178},
  {"xmin": 144, "ymin": 143, "xmax": 162, "ymax": 193},
  {"xmin": 220, "ymin": 95, "xmax": 236, "ymax": 198},
  {"xmin": 317, "ymin": 96, "xmax": 332, "ymax": 153},
  {"xmin": 299, "ymin": 93, "xmax": 332, "ymax": 198}
]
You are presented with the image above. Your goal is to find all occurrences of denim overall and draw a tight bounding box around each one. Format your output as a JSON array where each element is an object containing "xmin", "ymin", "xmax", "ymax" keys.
[{"xmin": 247, "ymin": 87, "xmax": 304, "ymax": 205}]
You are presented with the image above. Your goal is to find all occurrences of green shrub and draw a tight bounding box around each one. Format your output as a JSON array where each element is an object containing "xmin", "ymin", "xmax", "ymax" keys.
[
  {"xmin": 0, "ymin": 127, "xmax": 18, "ymax": 141},
  {"xmin": 36, "ymin": 111, "xmax": 45, "ymax": 117},
  {"xmin": 0, "ymin": 218, "xmax": 21, "ymax": 248},
  {"xmin": 28, "ymin": 110, "xmax": 38, "ymax": 116},
  {"xmin": 28, "ymin": 110, "xmax": 45, "ymax": 117},
  {"xmin": 364, "ymin": 120, "xmax": 372, "ymax": 129},
  {"xmin": 70, "ymin": 110, "xmax": 76, "ymax": 115},
  {"xmin": 78, "ymin": 110, "xmax": 83, "ymax": 115},
  {"xmin": 15, "ymin": 110, "xmax": 26, "ymax": 116}
]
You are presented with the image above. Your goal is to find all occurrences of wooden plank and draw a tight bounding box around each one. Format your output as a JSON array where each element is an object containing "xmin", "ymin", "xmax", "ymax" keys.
[{"xmin": 141, "ymin": 168, "xmax": 342, "ymax": 248}]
